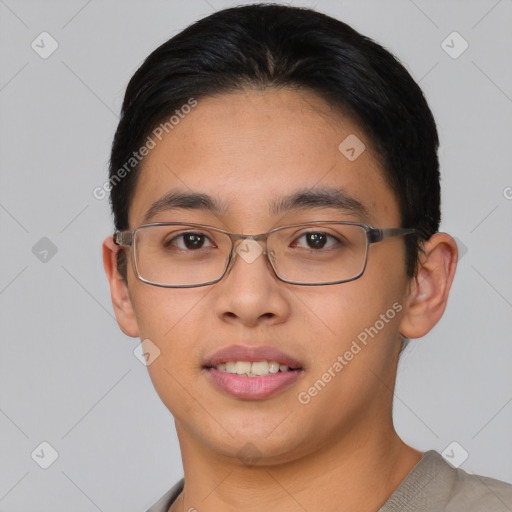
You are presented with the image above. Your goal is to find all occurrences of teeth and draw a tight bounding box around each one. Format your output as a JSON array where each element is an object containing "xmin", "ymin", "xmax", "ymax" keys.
[
  {"xmin": 251, "ymin": 361, "xmax": 269, "ymax": 376},
  {"xmin": 235, "ymin": 361, "xmax": 252, "ymax": 375},
  {"xmin": 214, "ymin": 360, "xmax": 294, "ymax": 376},
  {"xmin": 268, "ymin": 361, "xmax": 280, "ymax": 374}
]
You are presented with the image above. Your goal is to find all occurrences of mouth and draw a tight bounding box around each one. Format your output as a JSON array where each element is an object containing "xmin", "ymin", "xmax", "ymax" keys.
[
  {"xmin": 209, "ymin": 360, "xmax": 299, "ymax": 376},
  {"xmin": 203, "ymin": 345, "xmax": 304, "ymax": 400}
]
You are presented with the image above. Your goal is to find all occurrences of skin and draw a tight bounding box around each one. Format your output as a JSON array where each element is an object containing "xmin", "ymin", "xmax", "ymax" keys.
[{"xmin": 103, "ymin": 88, "xmax": 458, "ymax": 512}]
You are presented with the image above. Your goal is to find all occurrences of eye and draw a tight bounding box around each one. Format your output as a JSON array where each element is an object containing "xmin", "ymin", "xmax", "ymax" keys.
[
  {"xmin": 165, "ymin": 232, "xmax": 215, "ymax": 250},
  {"xmin": 291, "ymin": 231, "xmax": 341, "ymax": 250}
]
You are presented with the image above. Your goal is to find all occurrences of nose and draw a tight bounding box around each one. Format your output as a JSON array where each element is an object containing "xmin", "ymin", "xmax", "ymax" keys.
[{"xmin": 212, "ymin": 238, "xmax": 291, "ymax": 327}]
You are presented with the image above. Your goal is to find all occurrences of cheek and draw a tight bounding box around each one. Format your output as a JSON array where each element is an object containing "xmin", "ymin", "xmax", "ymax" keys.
[
  {"xmin": 296, "ymin": 272, "xmax": 406, "ymax": 367},
  {"xmin": 129, "ymin": 285, "xmax": 211, "ymax": 414},
  {"xmin": 289, "ymin": 285, "xmax": 404, "ymax": 438},
  {"xmin": 295, "ymin": 283, "xmax": 383, "ymax": 343},
  {"xmin": 129, "ymin": 282, "xmax": 207, "ymax": 339},
  {"xmin": 295, "ymin": 283, "xmax": 404, "ymax": 400},
  {"xmin": 129, "ymin": 283, "xmax": 211, "ymax": 381}
]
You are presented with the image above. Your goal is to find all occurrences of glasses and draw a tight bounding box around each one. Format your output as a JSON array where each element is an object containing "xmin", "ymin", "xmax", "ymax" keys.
[{"xmin": 114, "ymin": 221, "xmax": 417, "ymax": 288}]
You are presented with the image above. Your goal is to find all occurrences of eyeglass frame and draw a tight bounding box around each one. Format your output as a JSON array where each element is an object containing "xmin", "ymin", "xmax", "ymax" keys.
[{"xmin": 114, "ymin": 221, "xmax": 418, "ymax": 288}]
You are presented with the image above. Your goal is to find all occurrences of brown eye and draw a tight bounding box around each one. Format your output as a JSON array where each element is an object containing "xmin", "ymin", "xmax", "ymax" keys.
[
  {"xmin": 305, "ymin": 233, "xmax": 328, "ymax": 249},
  {"xmin": 165, "ymin": 232, "xmax": 215, "ymax": 250},
  {"xmin": 291, "ymin": 232, "xmax": 339, "ymax": 250}
]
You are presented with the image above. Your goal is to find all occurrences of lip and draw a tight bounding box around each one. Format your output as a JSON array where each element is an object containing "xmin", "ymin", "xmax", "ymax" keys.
[
  {"xmin": 206, "ymin": 368, "xmax": 303, "ymax": 400},
  {"xmin": 203, "ymin": 344, "xmax": 303, "ymax": 368},
  {"xmin": 203, "ymin": 344, "xmax": 304, "ymax": 400}
]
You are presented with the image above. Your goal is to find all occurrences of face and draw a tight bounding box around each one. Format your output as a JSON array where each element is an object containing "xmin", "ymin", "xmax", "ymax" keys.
[{"xmin": 115, "ymin": 88, "xmax": 415, "ymax": 464}]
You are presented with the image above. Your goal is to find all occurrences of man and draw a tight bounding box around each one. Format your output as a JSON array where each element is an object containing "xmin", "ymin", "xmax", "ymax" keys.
[{"xmin": 103, "ymin": 5, "xmax": 512, "ymax": 511}]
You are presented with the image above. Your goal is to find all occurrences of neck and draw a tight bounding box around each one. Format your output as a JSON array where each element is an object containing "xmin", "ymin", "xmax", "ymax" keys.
[{"xmin": 170, "ymin": 423, "xmax": 422, "ymax": 512}]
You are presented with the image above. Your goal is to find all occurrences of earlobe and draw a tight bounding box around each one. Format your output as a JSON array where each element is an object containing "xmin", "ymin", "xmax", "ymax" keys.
[
  {"xmin": 399, "ymin": 233, "xmax": 458, "ymax": 339},
  {"xmin": 102, "ymin": 236, "xmax": 139, "ymax": 337}
]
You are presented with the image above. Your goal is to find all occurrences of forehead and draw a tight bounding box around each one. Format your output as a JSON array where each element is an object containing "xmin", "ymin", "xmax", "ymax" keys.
[{"xmin": 129, "ymin": 88, "xmax": 400, "ymax": 230}]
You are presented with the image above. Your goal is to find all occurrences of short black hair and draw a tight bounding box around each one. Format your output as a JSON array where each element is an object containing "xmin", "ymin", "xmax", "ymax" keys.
[{"xmin": 109, "ymin": 3, "xmax": 440, "ymax": 278}]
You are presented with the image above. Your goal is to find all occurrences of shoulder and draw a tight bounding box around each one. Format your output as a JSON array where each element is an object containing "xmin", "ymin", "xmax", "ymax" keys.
[
  {"xmin": 448, "ymin": 464, "xmax": 512, "ymax": 511},
  {"xmin": 380, "ymin": 450, "xmax": 512, "ymax": 512}
]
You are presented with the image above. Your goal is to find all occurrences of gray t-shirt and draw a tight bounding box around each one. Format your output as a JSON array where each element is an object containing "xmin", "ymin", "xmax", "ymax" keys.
[{"xmin": 146, "ymin": 450, "xmax": 512, "ymax": 512}]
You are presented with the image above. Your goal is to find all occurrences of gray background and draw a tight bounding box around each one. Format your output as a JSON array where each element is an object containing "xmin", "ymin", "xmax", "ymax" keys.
[{"xmin": 0, "ymin": 0, "xmax": 511, "ymax": 510}]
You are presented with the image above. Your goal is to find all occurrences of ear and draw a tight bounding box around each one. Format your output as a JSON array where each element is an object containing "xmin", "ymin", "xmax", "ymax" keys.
[
  {"xmin": 399, "ymin": 232, "xmax": 458, "ymax": 339},
  {"xmin": 102, "ymin": 236, "xmax": 139, "ymax": 337}
]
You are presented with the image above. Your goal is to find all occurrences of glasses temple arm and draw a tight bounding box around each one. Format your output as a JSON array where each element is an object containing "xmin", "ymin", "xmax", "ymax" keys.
[
  {"xmin": 114, "ymin": 231, "xmax": 133, "ymax": 247},
  {"xmin": 368, "ymin": 228, "xmax": 418, "ymax": 243}
]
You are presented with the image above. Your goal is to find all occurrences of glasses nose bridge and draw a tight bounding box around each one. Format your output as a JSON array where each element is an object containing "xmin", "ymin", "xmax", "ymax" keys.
[
  {"xmin": 225, "ymin": 231, "xmax": 275, "ymax": 274},
  {"xmin": 230, "ymin": 231, "xmax": 271, "ymax": 250}
]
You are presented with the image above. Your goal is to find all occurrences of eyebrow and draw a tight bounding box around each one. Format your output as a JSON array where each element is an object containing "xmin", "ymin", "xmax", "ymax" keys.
[
  {"xmin": 269, "ymin": 187, "xmax": 370, "ymax": 220},
  {"xmin": 143, "ymin": 187, "xmax": 370, "ymax": 223},
  {"xmin": 143, "ymin": 191, "xmax": 228, "ymax": 223}
]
